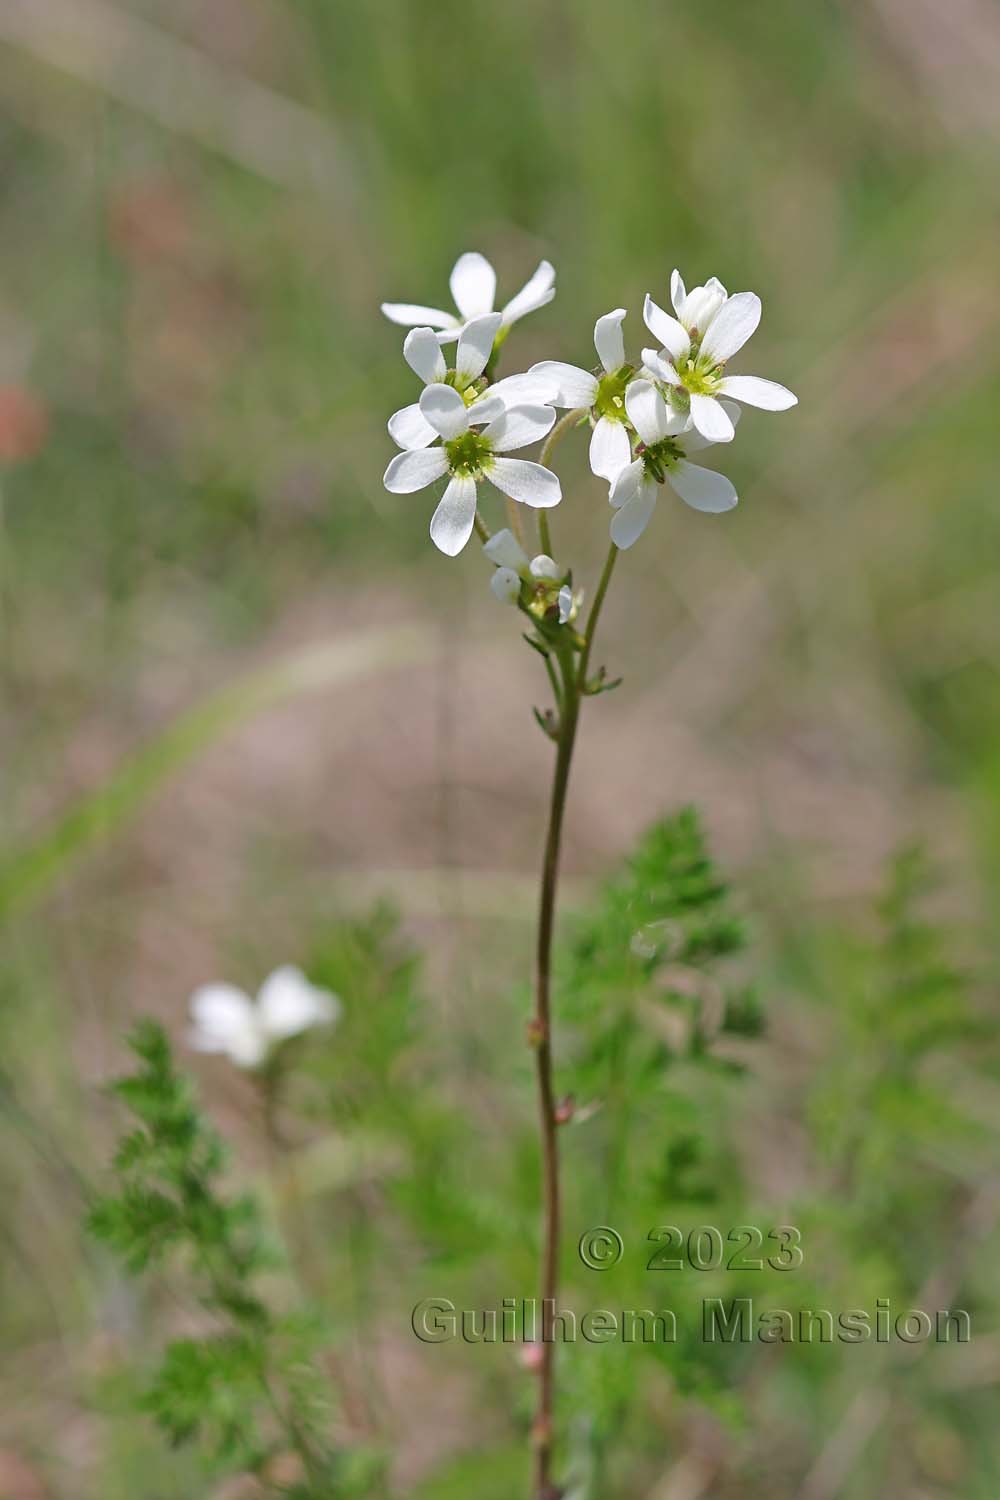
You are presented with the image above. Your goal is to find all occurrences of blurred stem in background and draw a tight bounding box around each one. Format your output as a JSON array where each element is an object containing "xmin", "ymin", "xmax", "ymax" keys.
[
  {"xmin": 537, "ymin": 410, "xmax": 586, "ymax": 558},
  {"xmin": 531, "ymin": 539, "xmax": 617, "ymax": 1497}
]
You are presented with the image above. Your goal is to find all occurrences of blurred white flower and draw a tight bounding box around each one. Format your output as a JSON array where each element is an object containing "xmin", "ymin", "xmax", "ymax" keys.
[
  {"xmin": 531, "ymin": 309, "xmax": 634, "ymax": 481},
  {"xmin": 642, "ymin": 269, "xmax": 797, "ymax": 443},
  {"xmin": 384, "ymin": 387, "xmax": 560, "ymax": 556},
  {"xmin": 388, "ymin": 315, "xmax": 555, "ymax": 451},
  {"xmin": 188, "ymin": 966, "xmax": 340, "ymax": 1069},
  {"xmin": 608, "ymin": 379, "xmax": 740, "ymax": 549},
  {"xmin": 382, "ymin": 251, "xmax": 555, "ymax": 342}
]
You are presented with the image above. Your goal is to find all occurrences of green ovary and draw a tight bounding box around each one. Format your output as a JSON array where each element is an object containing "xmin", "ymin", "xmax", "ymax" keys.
[
  {"xmin": 445, "ymin": 430, "xmax": 493, "ymax": 478},
  {"xmin": 593, "ymin": 367, "xmax": 632, "ymax": 420},
  {"xmin": 641, "ymin": 437, "xmax": 683, "ymax": 483},
  {"xmin": 676, "ymin": 355, "xmax": 722, "ymax": 396}
]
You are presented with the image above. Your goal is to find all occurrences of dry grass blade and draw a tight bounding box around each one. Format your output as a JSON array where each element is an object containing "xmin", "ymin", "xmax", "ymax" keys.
[{"xmin": 0, "ymin": 0, "xmax": 353, "ymax": 195}]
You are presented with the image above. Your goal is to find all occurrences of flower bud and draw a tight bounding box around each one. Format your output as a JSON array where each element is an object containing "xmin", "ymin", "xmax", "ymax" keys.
[
  {"xmin": 529, "ymin": 554, "xmax": 562, "ymax": 581},
  {"xmin": 490, "ymin": 566, "xmax": 521, "ymax": 604}
]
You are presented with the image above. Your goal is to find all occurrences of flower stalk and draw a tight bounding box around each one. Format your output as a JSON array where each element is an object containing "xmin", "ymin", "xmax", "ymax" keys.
[{"xmin": 531, "ymin": 633, "xmax": 581, "ymax": 1498}]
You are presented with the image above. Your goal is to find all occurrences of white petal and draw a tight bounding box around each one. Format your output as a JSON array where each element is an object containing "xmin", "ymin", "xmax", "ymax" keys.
[
  {"xmin": 403, "ymin": 327, "xmax": 447, "ymax": 384},
  {"xmin": 188, "ymin": 984, "xmax": 256, "ymax": 1051},
  {"xmin": 689, "ymin": 393, "xmax": 735, "ymax": 443},
  {"xmin": 258, "ymin": 965, "xmax": 339, "ymax": 1039},
  {"xmin": 489, "ymin": 369, "xmax": 560, "ymax": 406},
  {"xmin": 482, "ymin": 403, "xmax": 556, "ymax": 452},
  {"xmin": 717, "ymin": 375, "xmax": 797, "ymax": 410},
  {"xmin": 429, "ymin": 474, "xmax": 478, "ymax": 555},
  {"xmin": 610, "ymin": 483, "xmax": 658, "ymax": 549},
  {"xmin": 483, "ymin": 527, "xmax": 528, "ymax": 569},
  {"xmin": 382, "ymin": 301, "xmax": 456, "ymax": 330},
  {"xmin": 643, "ymin": 295, "xmax": 691, "ymax": 362},
  {"xmin": 669, "ymin": 460, "xmax": 738, "ymax": 513},
  {"xmin": 681, "ymin": 280, "xmax": 728, "ymax": 335},
  {"xmin": 699, "ymin": 291, "xmax": 761, "ymax": 364},
  {"xmin": 670, "ymin": 268, "xmax": 686, "ymax": 316},
  {"xmin": 500, "ymin": 260, "xmax": 556, "ymax": 326},
  {"xmin": 228, "ymin": 1029, "xmax": 270, "ymax": 1068},
  {"xmin": 455, "ymin": 312, "xmax": 503, "ymax": 380},
  {"xmin": 557, "ymin": 585, "xmax": 573, "ymax": 623},
  {"xmin": 527, "ymin": 361, "xmax": 597, "ymax": 409},
  {"xmin": 681, "ymin": 401, "xmax": 740, "ymax": 451},
  {"xmin": 419, "ymin": 382, "xmax": 469, "ymax": 440},
  {"xmin": 640, "ymin": 348, "xmax": 682, "ymax": 386},
  {"xmin": 449, "ymin": 252, "xmax": 496, "ymax": 319},
  {"xmin": 589, "ymin": 416, "xmax": 631, "ymax": 481},
  {"xmin": 383, "ymin": 446, "xmax": 449, "ymax": 493},
  {"xmin": 388, "ymin": 402, "xmax": 436, "ymax": 450},
  {"xmin": 488, "ymin": 458, "xmax": 561, "ymax": 509},
  {"xmin": 625, "ymin": 379, "xmax": 670, "ymax": 446},
  {"xmin": 529, "ymin": 554, "xmax": 562, "ymax": 580},
  {"xmin": 490, "ymin": 566, "xmax": 521, "ymax": 604},
  {"xmin": 466, "ymin": 394, "xmax": 506, "ymax": 425},
  {"xmin": 608, "ymin": 457, "xmax": 644, "ymax": 510},
  {"xmin": 464, "ymin": 393, "xmax": 503, "ymax": 429},
  {"xmin": 594, "ymin": 308, "xmax": 627, "ymax": 373}
]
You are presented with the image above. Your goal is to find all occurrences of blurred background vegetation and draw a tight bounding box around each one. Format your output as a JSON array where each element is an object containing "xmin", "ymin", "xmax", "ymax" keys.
[{"xmin": 1, "ymin": 0, "xmax": 999, "ymax": 1495}]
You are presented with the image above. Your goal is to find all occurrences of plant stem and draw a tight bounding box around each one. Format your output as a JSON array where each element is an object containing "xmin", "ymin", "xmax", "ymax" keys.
[
  {"xmin": 531, "ymin": 640, "xmax": 580, "ymax": 1498},
  {"xmin": 577, "ymin": 542, "xmax": 618, "ymax": 689},
  {"xmin": 530, "ymin": 542, "xmax": 618, "ymax": 1496},
  {"xmin": 537, "ymin": 508, "xmax": 553, "ymax": 559},
  {"xmin": 507, "ymin": 497, "xmax": 527, "ymax": 549},
  {"xmin": 537, "ymin": 409, "xmax": 587, "ymax": 558}
]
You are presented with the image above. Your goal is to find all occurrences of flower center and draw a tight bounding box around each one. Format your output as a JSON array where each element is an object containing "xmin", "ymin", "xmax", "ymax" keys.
[
  {"xmin": 593, "ymin": 366, "xmax": 633, "ymax": 421},
  {"xmin": 640, "ymin": 436, "xmax": 683, "ymax": 483},
  {"xmin": 444, "ymin": 371, "xmax": 489, "ymax": 401},
  {"xmin": 445, "ymin": 430, "xmax": 494, "ymax": 477},
  {"xmin": 674, "ymin": 349, "xmax": 723, "ymax": 396}
]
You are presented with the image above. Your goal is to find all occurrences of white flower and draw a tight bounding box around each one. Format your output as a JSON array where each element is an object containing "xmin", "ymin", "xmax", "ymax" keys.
[
  {"xmin": 188, "ymin": 965, "xmax": 340, "ymax": 1069},
  {"xmin": 531, "ymin": 309, "xmax": 634, "ymax": 481},
  {"xmin": 382, "ymin": 250, "xmax": 556, "ymax": 343},
  {"xmin": 384, "ymin": 387, "xmax": 560, "ymax": 557},
  {"xmin": 608, "ymin": 379, "xmax": 740, "ymax": 549},
  {"xmin": 388, "ymin": 314, "xmax": 555, "ymax": 451},
  {"xmin": 641, "ymin": 268, "xmax": 797, "ymax": 444}
]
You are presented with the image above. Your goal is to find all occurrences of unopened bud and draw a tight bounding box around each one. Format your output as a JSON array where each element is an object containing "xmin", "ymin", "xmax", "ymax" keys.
[{"xmin": 554, "ymin": 1094, "xmax": 575, "ymax": 1125}]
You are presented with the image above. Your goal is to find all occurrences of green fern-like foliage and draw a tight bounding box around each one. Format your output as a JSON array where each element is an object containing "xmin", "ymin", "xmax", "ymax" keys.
[
  {"xmin": 809, "ymin": 845, "xmax": 992, "ymax": 1269},
  {"xmin": 559, "ymin": 807, "xmax": 760, "ymax": 1102},
  {"xmin": 88, "ymin": 1021, "xmax": 378, "ymax": 1496},
  {"xmin": 546, "ymin": 812, "xmax": 766, "ymax": 1460}
]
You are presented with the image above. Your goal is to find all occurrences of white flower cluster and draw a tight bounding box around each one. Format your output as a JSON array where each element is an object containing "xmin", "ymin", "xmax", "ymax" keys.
[{"xmin": 382, "ymin": 251, "xmax": 797, "ymax": 567}]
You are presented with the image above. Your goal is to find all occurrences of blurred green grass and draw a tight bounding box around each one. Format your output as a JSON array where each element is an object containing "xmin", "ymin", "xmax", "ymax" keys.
[{"xmin": 1, "ymin": 0, "xmax": 1000, "ymax": 1494}]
